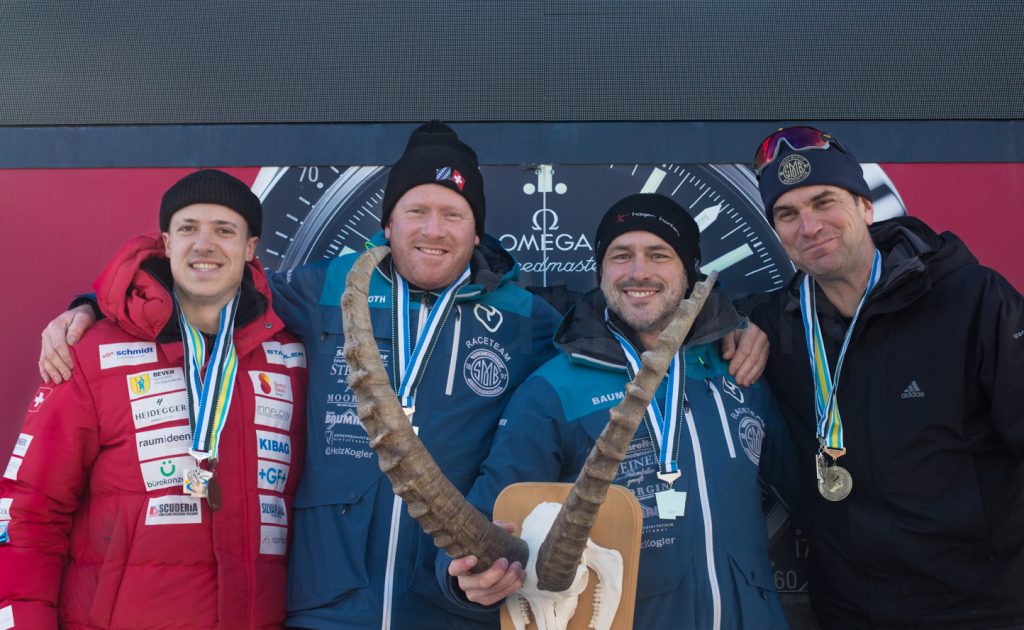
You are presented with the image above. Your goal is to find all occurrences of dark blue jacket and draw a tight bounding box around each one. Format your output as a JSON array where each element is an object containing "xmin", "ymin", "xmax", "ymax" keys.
[
  {"xmin": 443, "ymin": 287, "xmax": 796, "ymax": 630},
  {"xmin": 270, "ymin": 234, "xmax": 560, "ymax": 629}
]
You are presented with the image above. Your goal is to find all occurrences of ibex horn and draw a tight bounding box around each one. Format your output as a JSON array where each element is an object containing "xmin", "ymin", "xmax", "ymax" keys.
[
  {"xmin": 533, "ymin": 271, "xmax": 716, "ymax": 592},
  {"xmin": 341, "ymin": 246, "xmax": 528, "ymax": 571}
]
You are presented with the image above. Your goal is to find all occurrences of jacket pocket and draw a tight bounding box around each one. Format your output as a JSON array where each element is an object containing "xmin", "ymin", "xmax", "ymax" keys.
[
  {"xmin": 727, "ymin": 552, "xmax": 784, "ymax": 630},
  {"xmin": 286, "ymin": 474, "xmax": 380, "ymax": 612}
]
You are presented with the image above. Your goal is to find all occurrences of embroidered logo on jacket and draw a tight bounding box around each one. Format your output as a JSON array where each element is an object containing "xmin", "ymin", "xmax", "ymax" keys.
[
  {"xmin": 473, "ymin": 304, "xmax": 504, "ymax": 332},
  {"xmin": 99, "ymin": 342, "xmax": 157, "ymax": 370},
  {"xmin": 900, "ymin": 380, "xmax": 925, "ymax": 399},
  {"xmin": 737, "ymin": 414, "xmax": 765, "ymax": 465},
  {"xmin": 463, "ymin": 348, "xmax": 510, "ymax": 397},
  {"xmin": 721, "ymin": 377, "xmax": 745, "ymax": 404}
]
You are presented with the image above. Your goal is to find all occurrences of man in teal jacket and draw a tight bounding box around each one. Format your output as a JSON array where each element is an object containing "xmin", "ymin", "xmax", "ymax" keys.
[{"xmin": 447, "ymin": 194, "xmax": 795, "ymax": 630}]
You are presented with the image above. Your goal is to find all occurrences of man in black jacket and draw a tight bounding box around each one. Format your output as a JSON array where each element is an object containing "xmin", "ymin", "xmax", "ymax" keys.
[{"xmin": 745, "ymin": 126, "xmax": 1024, "ymax": 629}]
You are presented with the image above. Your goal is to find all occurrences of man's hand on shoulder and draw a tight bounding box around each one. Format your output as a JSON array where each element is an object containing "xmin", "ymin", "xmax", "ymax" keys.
[
  {"xmin": 721, "ymin": 322, "xmax": 769, "ymax": 387},
  {"xmin": 39, "ymin": 304, "xmax": 96, "ymax": 384}
]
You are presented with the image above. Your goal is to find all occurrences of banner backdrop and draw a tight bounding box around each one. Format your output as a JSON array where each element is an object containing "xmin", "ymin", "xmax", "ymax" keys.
[{"xmin": 2, "ymin": 162, "xmax": 1021, "ymax": 591}]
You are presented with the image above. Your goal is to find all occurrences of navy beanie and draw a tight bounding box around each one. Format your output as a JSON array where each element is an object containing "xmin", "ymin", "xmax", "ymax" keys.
[
  {"xmin": 758, "ymin": 136, "xmax": 871, "ymax": 225},
  {"xmin": 160, "ymin": 169, "xmax": 262, "ymax": 237},
  {"xmin": 594, "ymin": 193, "xmax": 701, "ymax": 284},
  {"xmin": 381, "ymin": 121, "xmax": 486, "ymax": 237}
]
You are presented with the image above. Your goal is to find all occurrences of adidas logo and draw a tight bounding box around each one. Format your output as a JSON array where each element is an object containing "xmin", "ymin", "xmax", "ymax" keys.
[{"xmin": 901, "ymin": 380, "xmax": 925, "ymax": 399}]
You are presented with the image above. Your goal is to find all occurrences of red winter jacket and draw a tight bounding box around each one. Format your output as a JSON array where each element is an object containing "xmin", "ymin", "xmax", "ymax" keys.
[{"xmin": 0, "ymin": 235, "xmax": 307, "ymax": 629}]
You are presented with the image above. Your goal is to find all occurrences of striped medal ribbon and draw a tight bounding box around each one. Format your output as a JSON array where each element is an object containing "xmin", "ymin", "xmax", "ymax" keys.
[
  {"xmin": 799, "ymin": 250, "xmax": 882, "ymax": 501},
  {"xmin": 391, "ymin": 264, "xmax": 471, "ymax": 423},
  {"xmin": 177, "ymin": 292, "xmax": 241, "ymax": 511}
]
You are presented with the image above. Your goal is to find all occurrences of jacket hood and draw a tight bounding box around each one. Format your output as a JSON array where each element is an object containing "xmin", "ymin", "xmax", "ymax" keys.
[
  {"xmin": 369, "ymin": 230, "xmax": 520, "ymax": 298},
  {"xmin": 92, "ymin": 233, "xmax": 281, "ymax": 351},
  {"xmin": 553, "ymin": 283, "xmax": 745, "ymax": 369}
]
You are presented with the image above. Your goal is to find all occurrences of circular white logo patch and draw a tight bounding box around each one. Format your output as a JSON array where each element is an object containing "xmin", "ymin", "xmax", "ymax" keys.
[
  {"xmin": 778, "ymin": 154, "xmax": 811, "ymax": 185},
  {"xmin": 738, "ymin": 416, "xmax": 765, "ymax": 465},
  {"xmin": 463, "ymin": 348, "xmax": 510, "ymax": 397}
]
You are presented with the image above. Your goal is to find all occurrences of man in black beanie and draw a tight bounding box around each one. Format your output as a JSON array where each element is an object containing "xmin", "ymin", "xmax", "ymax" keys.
[
  {"xmin": 745, "ymin": 126, "xmax": 1024, "ymax": 629},
  {"xmin": 35, "ymin": 122, "xmax": 564, "ymax": 630},
  {"xmin": 445, "ymin": 193, "xmax": 795, "ymax": 629}
]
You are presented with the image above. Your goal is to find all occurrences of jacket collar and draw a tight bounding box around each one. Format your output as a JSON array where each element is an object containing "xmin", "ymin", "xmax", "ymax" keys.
[{"xmin": 93, "ymin": 233, "xmax": 284, "ymax": 357}]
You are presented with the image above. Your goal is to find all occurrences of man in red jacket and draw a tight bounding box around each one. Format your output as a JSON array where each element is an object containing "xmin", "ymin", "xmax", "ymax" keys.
[{"xmin": 0, "ymin": 170, "xmax": 306, "ymax": 629}]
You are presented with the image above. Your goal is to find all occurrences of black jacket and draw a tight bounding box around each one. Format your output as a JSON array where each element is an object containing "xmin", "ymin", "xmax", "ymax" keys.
[{"xmin": 745, "ymin": 216, "xmax": 1024, "ymax": 629}]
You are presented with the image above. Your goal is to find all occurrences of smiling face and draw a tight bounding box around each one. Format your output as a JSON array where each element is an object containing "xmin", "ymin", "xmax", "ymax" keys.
[
  {"xmin": 162, "ymin": 203, "xmax": 257, "ymax": 312},
  {"xmin": 384, "ymin": 183, "xmax": 479, "ymax": 291},
  {"xmin": 600, "ymin": 231, "xmax": 687, "ymax": 348},
  {"xmin": 771, "ymin": 185, "xmax": 875, "ymax": 283}
]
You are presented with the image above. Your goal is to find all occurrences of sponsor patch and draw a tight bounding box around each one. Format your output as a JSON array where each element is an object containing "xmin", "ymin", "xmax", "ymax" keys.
[
  {"xmin": 139, "ymin": 455, "xmax": 192, "ymax": 492},
  {"xmin": 28, "ymin": 386, "xmax": 52, "ymax": 413},
  {"xmin": 259, "ymin": 524, "xmax": 288, "ymax": 555},
  {"xmin": 135, "ymin": 424, "xmax": 192, "ymax": 462},
  {"xmin": 259, "ymin": 494, "xmax": 287, "ymax": 525},
  {"xmin": 127, "ymin": 368, "xmax": 185, "ymax": 400},
  {"xmin": 0, "ymin": 604, "xmax": 12, "ymax": 629},
  {"xmin": 248, "ymin": 371, "xmax": 293, "ymax": 402},
  {"xmin": 130, "ymin": 391, "xmax": 189, "ymax": 430},
  {"xmin": 99, "ymin": 342, "xmax": 157, "ymax": 370},
  {"xmin": 263, "ymin": 341, "xmax": 307, "ymax": 368},
  {"xmin": 0, "ymin": 522, "xmax": 8, "ymax": 544},
  {"xmin": 254, "ymin": 396, "xmax": 293, "ymax": 431},
  {"xmin": 738, "ymin": 415, "xmax": 765, "ymax": 465},
  {"xmin": 0, "ymin": 498, "xmax": 12, "ymax": 520},
  {"xmin": 256, "ymin": 431, "xmax": 292, "ymax": 463},
  {"xmin": 463, "ymin": 348, "xmax": 510, "ymax": 397},
  {"xmin": 257, "ymin": 460, "xmax": 290, "ymax": 492},
  {"xmin": 3, "ymin": 457, "xmax": 22, "ymax": 482},
  {"xmin": 13, "ymin": 434, "xmax": 32, "ymax": 458},
  {"xmin": 145, "ymin": 496, "xmax": 202, "ymax": 525}
]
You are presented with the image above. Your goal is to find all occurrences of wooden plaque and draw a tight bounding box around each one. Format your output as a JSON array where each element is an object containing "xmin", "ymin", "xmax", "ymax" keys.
[{"xmin": 493, "ymin": 482, "xmax": 642, "ymax": 630}]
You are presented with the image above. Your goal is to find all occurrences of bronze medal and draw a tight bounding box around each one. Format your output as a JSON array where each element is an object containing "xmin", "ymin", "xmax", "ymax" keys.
[{"xmin": 206, "ymin": 459, "xmax": 221, "ymax": 511}]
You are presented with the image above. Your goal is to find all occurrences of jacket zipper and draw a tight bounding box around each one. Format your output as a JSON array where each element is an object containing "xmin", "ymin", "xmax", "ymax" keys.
[
  {"xmin": 706, "ymin": 379, "xmax": 736, "ymax": 458},
  {"xmin": 684, "ymin": 404, "xmax": 722, "ymax": 630},
  {"xmin": 382, "ymin": 297, "xmax": 430, "ymax": 629}
]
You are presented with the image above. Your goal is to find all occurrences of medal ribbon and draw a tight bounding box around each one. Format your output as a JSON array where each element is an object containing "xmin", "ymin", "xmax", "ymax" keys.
[
  {"xmin": 177, "ymin": 293, "xmax": 241, "ymax": 462},
  {"xmin": 799, "ymin": 250, "xmax": 882, "ymax": 453},
  {"xmin": 391, "ymin": 264, "xmax": 471, "ymax": 409},
  {"xmin": 607, "ymin": 313, "xmax": 687, "ymax": 477}
]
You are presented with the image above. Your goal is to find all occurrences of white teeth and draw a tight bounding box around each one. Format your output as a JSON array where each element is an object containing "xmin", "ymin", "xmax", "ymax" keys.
[
  {"xmin": 191, "ymin": 263, "xmax": 219, "ymax": 271},
  {"xmin": 419, "ymin": 247, "xmax": 445, "ymax": 255},
  {"xmin": 625, "ymin": 290, "xmax": 656, "ymax": 298}
]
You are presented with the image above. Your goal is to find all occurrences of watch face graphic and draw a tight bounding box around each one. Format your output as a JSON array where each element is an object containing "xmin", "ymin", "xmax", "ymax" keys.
[
  {"xmin": 254, "ymin": 162, "xmax": 904, "ymax": 302},
  {"xmin": 251, "ymin": 159, "xmax": 906, "ymax": 593}
]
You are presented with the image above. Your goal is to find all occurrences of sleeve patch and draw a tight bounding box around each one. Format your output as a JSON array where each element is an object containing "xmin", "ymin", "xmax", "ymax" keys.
[{"xmin": 12, "ymin": 434, "xmax": 32, "ymax": 458}]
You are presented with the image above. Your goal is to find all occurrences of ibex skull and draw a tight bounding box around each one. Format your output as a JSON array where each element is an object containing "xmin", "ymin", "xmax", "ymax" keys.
[{"xmin": 341, "ymin": 246, "xmax": 714, "ymax": 620}]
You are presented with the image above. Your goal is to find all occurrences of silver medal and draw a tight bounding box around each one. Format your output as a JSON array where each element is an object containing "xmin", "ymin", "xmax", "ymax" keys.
[{"xmin": 820, "ymin": 465, "xmax": 853, "ymax": 501}]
